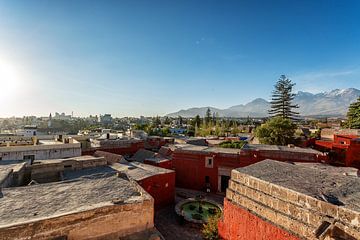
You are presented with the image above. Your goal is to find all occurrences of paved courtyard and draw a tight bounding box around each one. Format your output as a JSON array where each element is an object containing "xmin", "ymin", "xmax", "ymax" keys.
[{"xmin": 155, "ymin": 188, "xmax": 224, "ymax": 240}]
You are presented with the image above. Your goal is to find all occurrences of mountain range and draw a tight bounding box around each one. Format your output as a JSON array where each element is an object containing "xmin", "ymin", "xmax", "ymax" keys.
[{"xmin": 167, "ymin": 88, "xmax": 360, "ymax": 118}]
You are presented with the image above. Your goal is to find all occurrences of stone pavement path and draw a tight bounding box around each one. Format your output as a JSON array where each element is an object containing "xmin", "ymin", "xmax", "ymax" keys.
[
  {"xmin": 155, "ymin": 204, "xmax": 203, "ymax": 240},
  {"xmin": 154, "ymin": 188, "xmax": 225, "ymax": 240}
]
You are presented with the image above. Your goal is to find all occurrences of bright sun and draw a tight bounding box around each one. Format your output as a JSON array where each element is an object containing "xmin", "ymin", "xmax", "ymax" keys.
[{"xmin": 0, "ymin": 62, "xmax": 20, "ymax": 100}]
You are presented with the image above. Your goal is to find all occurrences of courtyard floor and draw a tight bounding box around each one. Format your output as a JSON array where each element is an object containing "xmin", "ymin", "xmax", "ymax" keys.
[{"xmin": 155, "ymin": 188, "xmax": 224, "ymax": 240}]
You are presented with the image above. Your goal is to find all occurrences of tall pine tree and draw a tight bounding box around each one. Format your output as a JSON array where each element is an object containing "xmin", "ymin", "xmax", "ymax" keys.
[
  {"xmin": 269, "ymin": 75, "xmax": 299, "ymax": 120},
  {"xmin": 345, "ymin": 97, "xmax": 360, "ymax": 129}
]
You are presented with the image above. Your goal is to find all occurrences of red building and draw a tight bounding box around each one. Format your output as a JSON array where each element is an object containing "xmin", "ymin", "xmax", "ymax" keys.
[
  {"xmin": 145, "ymin": 136, "xmax": 174, "ymax": 150},
  {"xmin": 144, "ymin": 156, "xmax": 173, "ymax": 169},
  {"xmin": 82, "ymin": 139, "xmax": 145, "ymax": 156},
  {"xmin": 315, "ymin": 134, "xmax": 360, "ymax": 168},
  {"xmin": 172, "ymin": 144, "xmax": 327, "ymax": 193},
  {"xmin": 84, "ymin": 150, "xmax": 176, "ymax": 208},
  {"xmin": 111, "ymin": 161, "xmax": 175, "ymax": 208}
]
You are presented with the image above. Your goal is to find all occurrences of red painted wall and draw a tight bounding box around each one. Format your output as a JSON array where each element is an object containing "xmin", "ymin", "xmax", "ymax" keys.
[
  {"xmin": 138, "ymin": 171, "xmax": 176, "ymax": 208},
  {"xmin": 82, "ymin": 141, "xmax": 144, "ymax": 156},
  {"xmin": 315, "ymin": 134, "xmax": 360, "ymax": 168},
  {"xmin": 144, "ymin": 159, "xmax": 173, "ymax": 169},
  {"xmin": 346, "ymin": 139, "xmax": 360, "ymax": 168},
  {"xmin": 172, "ymin": 149, "xmax": 323, "ymax": 192},
  {"xmin": 218, "ymin": 199, "xmax": 300, "ymax": 240}
]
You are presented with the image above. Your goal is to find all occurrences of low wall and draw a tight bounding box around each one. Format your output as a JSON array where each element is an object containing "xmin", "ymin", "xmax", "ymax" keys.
[
  {"xmin": 219, "ymin": 168, "xmax": 360, "ymax": 240},
  {"xmin": 0, "ymin": 197, "xmax": 154, "ymax": 240}
]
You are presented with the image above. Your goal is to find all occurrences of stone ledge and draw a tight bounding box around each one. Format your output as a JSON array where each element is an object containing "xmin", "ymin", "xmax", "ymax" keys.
[
  {"xmin": 226, "ymin": 189, "xmax": 316, "ymax": 240},
  {"xmin": 230, "ymin": 169, "xmax": 360, "ymax": 230}
]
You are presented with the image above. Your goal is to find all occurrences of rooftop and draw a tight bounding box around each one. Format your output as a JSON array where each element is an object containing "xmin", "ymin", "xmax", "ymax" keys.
[
  {"xmin": 174, "ymin": 143, "xmax": 323, "ymax": 155},
  {"xmin": 111, "ymin": 162, "xmax": 174, "ymax": 181},
  {"xmin": 242, "ymin": 144, "xmax": 322, "ymax": 154},
  {"xmin": 130, "ymin": 149, "xmax": 157, "ymax": 162},
  {"xmin": 0, "ymin": 161, "xmax": 27, "ymax": 185},
  {"xmin": 236, "ymin": 160, "xmax": 360, "ymax": 212},
  {"xmin": 0, "ymin": 173, "xmax": 145, "ymax": 227},
  {"xmin": 31, "ymin": 155, "xmax": 104, "ymax": 165}
]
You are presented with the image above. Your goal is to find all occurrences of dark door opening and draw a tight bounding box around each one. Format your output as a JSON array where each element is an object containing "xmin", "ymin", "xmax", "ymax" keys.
[{"xmin": 221, "ymin": 175, "xmax": 230, "ymax": 192}]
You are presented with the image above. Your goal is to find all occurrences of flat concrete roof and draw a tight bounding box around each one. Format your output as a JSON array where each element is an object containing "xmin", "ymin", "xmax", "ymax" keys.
[
  {"xmin": 236, "ymin": 160, "xmax": 360, "ymax": 212},
  {"xmin": 111, "ymin": 162, "xmax": 174, "ymax": 181},
  {"xmin": 32, "ymin": 155, "xmax": 104, "ymax": 165},
  {"xmin": 174, "ymin": 144, "xmax": 323, "ymax": 155},
  {"xmin": 0, "ymin": 161, "xmax": 27, "ymax": 185},
  {"xmin": 130, "ymin": 149, "xmax": 157, "ymax": 163},
  {"xmin": 242, "ymin": 144, "xmax": 323, "ymax": 154},
  {"xmin": 294, "ymin": 162, "xmax": 359, "ymax": 177},
  {"xmin": 144, "ymin": 156, "xmax": 170, "ymax": 163},
  {"xmin": 0, "ymin": 173, "xmax": 145, "ymax": 227},
  {"xmin": 175, "ymin": 145, "xmax": 242, "ymax": 154}
]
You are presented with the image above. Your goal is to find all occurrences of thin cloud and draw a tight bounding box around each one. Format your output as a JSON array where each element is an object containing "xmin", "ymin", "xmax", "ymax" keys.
[{"xmin": 291, "ymin": 68, "xmax": 360, "ymax": 93}]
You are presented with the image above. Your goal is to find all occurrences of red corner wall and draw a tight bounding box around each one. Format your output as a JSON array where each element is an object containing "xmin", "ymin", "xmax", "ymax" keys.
[
  {"xmin": 137, "ymin": 171, "xmax": 176, "ymax": 208},
  {"xmin": 218, "ymin": 199, "xmax": 300, "ymax": 240}
]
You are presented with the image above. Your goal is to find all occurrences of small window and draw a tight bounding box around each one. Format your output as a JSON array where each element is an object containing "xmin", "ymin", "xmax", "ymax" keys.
[{"xmin": 205, "ymin": 157, "xmax": 213, "ymax": 168}]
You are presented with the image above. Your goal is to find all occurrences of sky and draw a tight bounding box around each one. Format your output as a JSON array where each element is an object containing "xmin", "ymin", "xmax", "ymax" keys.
[{"xmin": 0, "ymin": 0, "xmax": 360, "ymax": 117}]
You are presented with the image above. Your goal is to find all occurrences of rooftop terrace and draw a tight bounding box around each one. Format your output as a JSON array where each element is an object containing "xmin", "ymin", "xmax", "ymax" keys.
[
  {"xmin": 174, "ymin": 143, "xmax": 323, "ymax": 155},
  {"xmin": 0, "ymin": 173, "xmax": 145, "ymax": 228},
  {"xmin": 237, "ymin": 160, "xmax": 360, "ymax": 212}
]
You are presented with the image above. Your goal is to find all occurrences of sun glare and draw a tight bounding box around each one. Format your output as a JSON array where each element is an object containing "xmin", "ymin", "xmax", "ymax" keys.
[{"xmin": 0, "ymin": 62, "xmax": 21, "ymax": 101}]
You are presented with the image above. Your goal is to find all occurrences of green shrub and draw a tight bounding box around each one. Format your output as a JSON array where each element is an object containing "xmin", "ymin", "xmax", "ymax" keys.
[
  {"xmin": 202, "ymin": 212, "xmax": 222, "ymax": 240},
  {"xmin": 219, "ymin": 140, "xmax": 247, "ymax": 149}
]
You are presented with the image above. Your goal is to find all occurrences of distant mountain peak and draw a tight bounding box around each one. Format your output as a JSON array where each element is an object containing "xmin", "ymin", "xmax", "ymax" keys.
[{"xmin": 166, "ymin": 88, "xmax": 360, "ymax": 117}]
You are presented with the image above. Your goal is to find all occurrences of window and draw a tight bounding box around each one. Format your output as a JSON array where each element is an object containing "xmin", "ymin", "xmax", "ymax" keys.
[{"xmin": 205, "ymin": 157, "xmax": 213, "ymax": 168}]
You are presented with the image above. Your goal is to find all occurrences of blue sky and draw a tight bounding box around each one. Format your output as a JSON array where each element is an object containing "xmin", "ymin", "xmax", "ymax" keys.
[{"xmin": 0, "ymin": 0, "xmax": 359, "ymax": 117}]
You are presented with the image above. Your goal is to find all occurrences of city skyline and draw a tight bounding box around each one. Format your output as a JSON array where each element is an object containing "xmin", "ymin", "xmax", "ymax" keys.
[{"xmin": 0, "ymin": 0, "xmax": 360, "ymax": 117}]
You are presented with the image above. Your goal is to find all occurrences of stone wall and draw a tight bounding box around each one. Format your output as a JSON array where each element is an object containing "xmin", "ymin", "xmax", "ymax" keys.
[
  {"xmin": 0, "ymin": 145, "xmax": 81, "ymax": 161},
  {"xmin": 27, "ymin": 157, "xmax": 107, "ymax": 183},
  {"xmin": 219, "ymin": 168, "xmax": 360, "ymax": 240},
  {"xmin": 0, "ymin": 198, "xmax": 154, "ymax": 240},
  {"xmin": 218, "ymin": 198, "xmax": 300, "ymax": 240}
]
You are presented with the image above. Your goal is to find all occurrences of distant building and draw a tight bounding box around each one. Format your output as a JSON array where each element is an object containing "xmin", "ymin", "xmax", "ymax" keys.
[
  {"xmin": 315, "ymin": 134, "xmax": 360, "ymax": 168},
  {"xmin": 100, "ymin": 114, "xmax": 113, "ymax": 125},
  {"xmin": 169, "ymin": 127, "xmax": 187, "ymax": 135},
  {"xmin": 0, "ymin": 135, "xmax": 81, "ymax": 161},
  {"xmin": 53, "ymin": 112, "xmax": 72, "ymax": 121},
  {"xmin": 47, "ymin": 113, "xmax": 52, "ymax": 128},
  {"xmin": 23, "ymin": 125, "xmax": 37, "ymax": 137}
]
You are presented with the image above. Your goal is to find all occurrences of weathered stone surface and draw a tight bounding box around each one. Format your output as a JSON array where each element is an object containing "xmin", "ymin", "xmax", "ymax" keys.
[{"xmin": 220, "ymin": 160, "xmax": 360, "ymax": 240}]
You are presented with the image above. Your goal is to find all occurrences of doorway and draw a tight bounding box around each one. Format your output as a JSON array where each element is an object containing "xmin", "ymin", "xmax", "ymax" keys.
[{"xmin": 220, "ymin": 175, "xmax": 230, "ymax": 192}]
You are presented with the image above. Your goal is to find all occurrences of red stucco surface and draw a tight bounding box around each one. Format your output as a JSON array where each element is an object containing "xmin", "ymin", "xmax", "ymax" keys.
[
  {"xmin": 315, "ymin": 134, "xmax": 360, "ymax": 168},
  {"xmin": 172, "ymin": 148, "xmax": 323, "ymax": 192},
  {"xmin": 138, "ymin": 171, "xmax": 176, "ymax": 208},
  {"xmin": 144, "ymin": 159, "xmax": 173, "ymax": 169},
  {"xmin": 82, "ymin": 141, "xmax": 144, "ymax": 156},
  {"xmin": 218, "ymin": 199, "xmax": 300, "ymax": 240}
]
